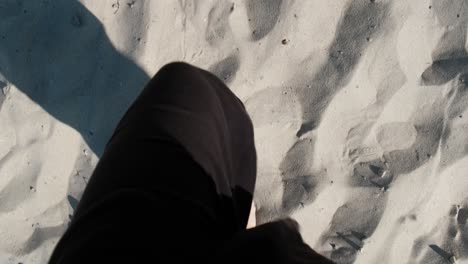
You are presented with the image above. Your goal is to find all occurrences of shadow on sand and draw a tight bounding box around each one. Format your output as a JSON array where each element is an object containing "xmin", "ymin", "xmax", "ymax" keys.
[{"xmin": 0, "ymin": 0, "xmax": 150, "ymax": 156}]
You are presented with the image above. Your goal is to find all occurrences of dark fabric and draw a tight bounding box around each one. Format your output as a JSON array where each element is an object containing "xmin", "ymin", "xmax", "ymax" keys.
[
  {"xmin": 50, "ymin": 143, "xmax": 241, "ymax": 263},
  {"xmin": 49, "ymin": 62, "xmax": 256, "ymax": 263},
  {"xmin": 49, "ymin": 62, "xmax": 333, "ymax": 264},
  {"xmin": 111, "ymin": 62, "xmax": 257, "ymax": 198}
]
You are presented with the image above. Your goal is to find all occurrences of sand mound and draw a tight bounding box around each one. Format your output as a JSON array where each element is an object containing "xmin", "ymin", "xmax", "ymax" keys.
[{"xmin": 0, "ymin": 0, "xmax": 467, "ymax": 263}]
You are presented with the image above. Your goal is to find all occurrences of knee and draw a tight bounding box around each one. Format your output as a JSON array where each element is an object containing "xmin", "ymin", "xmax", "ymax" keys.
[
  {"xmin": 158, "ymin": 61, "xmax": 199, "ymax": 76},
  {"xmin": 151, "ymin": 62, "xmax": 206, "ymax": 88},
  {"xmin": 143, "ymin": 62, "xmax": 207, "ymax": 98}
]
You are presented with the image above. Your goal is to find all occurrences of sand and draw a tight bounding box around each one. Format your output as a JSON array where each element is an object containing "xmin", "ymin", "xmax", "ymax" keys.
[{"xmin": 0, "ymin": 0, "xmax": 467, "ymax": 263}]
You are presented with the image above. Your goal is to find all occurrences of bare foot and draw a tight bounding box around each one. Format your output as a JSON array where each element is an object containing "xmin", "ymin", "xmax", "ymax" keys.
[{"xmin": 247, "ymin": 202, "xmax": 256, "ymax": 229}]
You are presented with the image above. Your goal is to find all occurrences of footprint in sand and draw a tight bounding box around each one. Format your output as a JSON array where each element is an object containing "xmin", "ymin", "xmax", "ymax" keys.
[
  {"xmin": 245, "ymin": 0, "xmax": 282, "ymax": 41},
  {"xmin": 409, "ymin": 198, "xmax": 468, "ymax": 263},
  {"xmin": 350, "ymin": 122, "xmax": 417, "ymax": 189},
  {"xmin": 317, "ymin": 189, "xmax": 387, "ymax": 263},
  {"xmin": 325, "ymin": 113, "xmax": 444, "ymax": 263},
  {"xmin": 208, "ymin": 52, "xmax": 240, "ymax": 84},
  {"xmin": 280, "ymin": 138, "xmax": 327, "ymax": 216}
]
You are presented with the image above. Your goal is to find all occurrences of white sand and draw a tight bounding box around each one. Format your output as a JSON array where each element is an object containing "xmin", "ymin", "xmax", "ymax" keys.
[{"xmin": 0, "ymin": 0, "xmax": 467, "ymax": 263}]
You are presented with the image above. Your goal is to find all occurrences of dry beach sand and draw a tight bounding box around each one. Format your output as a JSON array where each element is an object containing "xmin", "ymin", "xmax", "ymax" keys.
[{"xmin": 1, "ymin": 0, "xmax": 468, "ymax": 263}]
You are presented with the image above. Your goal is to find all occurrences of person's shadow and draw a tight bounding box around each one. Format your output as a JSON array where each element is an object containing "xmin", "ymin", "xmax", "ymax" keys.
[{"xmin": 0, "ymin": 0, "xmax": 150, "ymax": 156}]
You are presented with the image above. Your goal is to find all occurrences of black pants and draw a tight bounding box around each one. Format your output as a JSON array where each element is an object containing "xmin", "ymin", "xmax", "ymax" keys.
[
  {"xmin": 49, "ymin": 62, "xmax": 256, "ymax": 263},
  {"xmin": 49, "ymin": 62, "xmax": 333, "ymax": 264}
]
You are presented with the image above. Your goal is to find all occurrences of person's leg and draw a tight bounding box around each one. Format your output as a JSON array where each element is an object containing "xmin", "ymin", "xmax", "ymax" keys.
[{"xmin": 49, "ymin": 62, "xmax": 257, "ymax": 263}]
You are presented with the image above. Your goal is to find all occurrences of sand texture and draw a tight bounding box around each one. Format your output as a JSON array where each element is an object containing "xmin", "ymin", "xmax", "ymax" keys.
[{"xmin": 1, "ymin": 0, "xmax": 468, "ymax": 263}]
